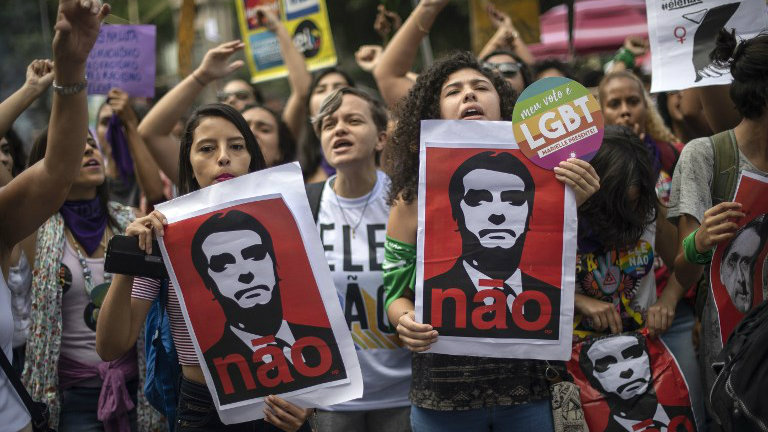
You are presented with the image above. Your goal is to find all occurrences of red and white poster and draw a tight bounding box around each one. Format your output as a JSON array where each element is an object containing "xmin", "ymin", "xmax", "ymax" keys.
[
  {"xmin": 710, "ymin": 171, "xmax": 768, "ymax": 344},
  {"xmin": 568, "ymin": 331, "xmax": 697, "ymax": 432},
  {"xmin": 156, "ymin": 163, "xmax": 362, "ymax": 424},
  {"xmin": 416, "ymin": 120, "xmax": 577, "ymax": 360}
]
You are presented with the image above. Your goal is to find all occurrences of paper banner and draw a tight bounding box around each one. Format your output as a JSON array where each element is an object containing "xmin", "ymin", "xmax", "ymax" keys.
[
  {"xmin": 416, "ymin": 120, "xmax": 577, "ymax": 360},
  {"xmin": 86, "ymin": 25, "xmax": 156, "ymax": 98},
  {"xmin": 710, "ymin": 170, "xmax": 768, "ymax": 344},
  {"xmin": 156, "ymin": 162, "xmax": 362, "ymax": 424},
  {"xmin": 647, "ymin": 0, "xmax": 768, "ymax": 93},
  {"xmin": 235, "ymin": 0, "xmax": 337, "ymax": 84},
  {"xmin": 568, "ymin": 332, "xmax": 697, "ymax": 432}
]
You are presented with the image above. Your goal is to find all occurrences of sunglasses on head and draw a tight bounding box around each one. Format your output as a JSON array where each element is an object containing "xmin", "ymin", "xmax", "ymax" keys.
[
  {"xmin": 482, "ymin": 61, "xmax": 522, "ymax": 78},
  {"xmin": 217, "ymin": 90, "xmax": 253, "ymax": 102}
]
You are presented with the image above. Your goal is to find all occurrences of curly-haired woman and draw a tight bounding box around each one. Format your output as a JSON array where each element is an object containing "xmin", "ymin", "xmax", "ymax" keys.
[{"xmin": 383, "ymin": 51, "xmax": 599, "ymax": 432}]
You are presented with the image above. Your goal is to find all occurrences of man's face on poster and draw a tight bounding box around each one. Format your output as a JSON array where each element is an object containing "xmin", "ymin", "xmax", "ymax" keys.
[
  {"xmin": 586, "ymin": 335, "xmax": 651, "ymax": 401},
  {"xmin": 720, "ymin": 226, "xmax": 759, "ymax": 313},
  {"xmin": 459, "ymin": 168, "xmax": 530, "ymax": 250},
  {"xmin": 201, "ymin": 229, "xmax": 276, "ymax": 309}
]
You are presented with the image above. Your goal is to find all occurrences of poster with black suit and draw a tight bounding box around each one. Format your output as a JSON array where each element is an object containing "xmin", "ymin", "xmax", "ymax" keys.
[
  {"xmin": 416, "ymin": 120, "xmax": 577, "ymax": 360},
  {"xmin": 568, "ymin": 331, "xmax": 697, "ymax": 432},
  {"xmin": 710, "ymin": 171, "xmax": 768, "ymax": 345},
  {"xmin": 646, "ymin": 0, "xmax": 768, "ymax": 92},
  {"xmin": 155, "ymin": 162, "xmax": 362, "ymax": 424}
]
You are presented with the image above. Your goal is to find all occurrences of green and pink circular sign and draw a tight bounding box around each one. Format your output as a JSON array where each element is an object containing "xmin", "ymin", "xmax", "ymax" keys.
[{"xmin": 512, "ymin": 77, "xmax": 604, "ymax": 170}]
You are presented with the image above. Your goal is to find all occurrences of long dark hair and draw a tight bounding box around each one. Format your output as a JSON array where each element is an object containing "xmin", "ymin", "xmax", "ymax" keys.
[
  {"xmin": 2, "ymin": 128, "xmax": 26, "ymax": 176},
  {"xmin": 240, "ymin": 103, "xmax": 296, "ymax": 166},
  {"xmin": 386, "ymin": 51, "xmax": 517, "ymax": 205},
  {"xmin": 578, "ymin": 125, "xmax": 658, "ymax": 250},
  {"xmin": 711, "ymin": 29, "xmax": 768, "ymax": 119},
  {"xmin": 178, "ymin": 103, "xmax": 265, "ymax": 195},
  {"xmin": 28, "ymin": 128, "xmax": 117, "ymax": 228}
]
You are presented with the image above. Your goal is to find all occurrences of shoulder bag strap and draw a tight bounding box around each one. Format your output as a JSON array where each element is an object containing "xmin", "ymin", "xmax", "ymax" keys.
[
  {"xmin": 0, "ymin": 348, "xmax": 46, "ymax": 427},
  {"xmin": 710, "ymin": 129, "xmax": 740, "ymax": 205},
  {"xmin": 305, "ymin": 181, "xmax": 327, "ymax": 223}
]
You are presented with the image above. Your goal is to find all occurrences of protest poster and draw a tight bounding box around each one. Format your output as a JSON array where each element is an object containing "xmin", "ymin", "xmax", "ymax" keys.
[
  {"xmin": 416, "ymin": 120, "xmax": 577, "ymax": 360},
  {"xmin": 646, "ymin": 0, "xmax": 768, "ymax": 93},
  {"xmin": 155, "ymin": 162, "xmax": 362, "ymax": 424},
  {"xmin": 85, "ymin": 25, "xmax": 156, "ymax": 98},
  {"xmin": 568, "ymin": 331, "xmax": 697, "ymax": 432},
  {"xmin": 710, "ymin": 171, "xmax": 768, "ymax": 345},
  {"xmin": 512, "ymin": 77, "xmax": 604, "ymax": 170},
  {"xmin": 235, "ymin": 0, "xmax": 337, "ymax": 83}
]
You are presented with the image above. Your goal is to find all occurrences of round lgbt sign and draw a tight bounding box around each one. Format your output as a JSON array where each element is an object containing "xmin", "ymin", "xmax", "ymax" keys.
[{"xmin": 512, "ymin": 77, "xmax": 604, "ymax": 170}]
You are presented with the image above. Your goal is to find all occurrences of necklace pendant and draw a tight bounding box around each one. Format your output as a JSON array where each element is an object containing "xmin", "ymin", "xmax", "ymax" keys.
[{"xmin": 351, "ymin": 230, "xmax": 356, "ymax": 239}]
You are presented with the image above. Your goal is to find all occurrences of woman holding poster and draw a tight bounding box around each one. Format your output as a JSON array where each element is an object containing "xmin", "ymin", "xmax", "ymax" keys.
[
  {"xmin": 97, "ymin": 104, "xmax": 312, "ymax": 431},
  {"xmin": 668, "ymin": 29, "xmax": 768, "ymax": 418},
  {"xmin": 309, "ymin": 87, "xmax": 413, "ymax": 430},
  {"xmin": 383, "ymin": 51, "xmax": 599, "ymax": 431}
]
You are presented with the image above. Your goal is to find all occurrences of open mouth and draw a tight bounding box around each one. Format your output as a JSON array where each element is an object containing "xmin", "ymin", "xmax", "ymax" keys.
[
  {"xmin": 461, "ymin": 106, "xmax": 485, "ymax": 120},
  {"xmin": 83, "ymin": 159, "xmax": 100, "ymax": 167},
  {"xmin": 332, "ymin": 139, "xmax": 353, "ymax": 150}
]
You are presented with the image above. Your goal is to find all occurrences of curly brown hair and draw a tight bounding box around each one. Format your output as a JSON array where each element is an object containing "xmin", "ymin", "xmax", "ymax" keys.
[{"xmin": 385, "ymin": 51, "xmax": 517, "ymax": 205}]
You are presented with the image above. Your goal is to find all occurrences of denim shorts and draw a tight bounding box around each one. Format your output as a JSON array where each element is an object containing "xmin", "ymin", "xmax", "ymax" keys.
[
  {"xmin": 59, "ymin": 379, "xmax": 138, "ymax": 432},
  {"xmin": 177, "ymin": 376, "xmax": 312, "ymax": 432}
]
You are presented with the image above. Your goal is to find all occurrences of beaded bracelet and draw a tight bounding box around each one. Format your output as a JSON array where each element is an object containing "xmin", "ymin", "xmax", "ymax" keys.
[{"xmin": 683, "ymin": 228, "xmax": 713, "ymax": 264}]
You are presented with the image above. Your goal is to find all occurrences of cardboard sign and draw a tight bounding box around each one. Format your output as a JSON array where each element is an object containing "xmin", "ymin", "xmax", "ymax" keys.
[
  {"xmin": 235, "ymin": 0, "xmax": 337, "ymax": 83},
  {"xmin": 416, "ymin": 120, "xmax": 577, "ymax": 360},
  {"xmin": 156, "ymin": 163, "xmax": 362, "ymax": 424},
  {"xmin": 710, "ymin": 171, "xmax": 768, "ymax": 344},
  {"xmin": 647, "ymin": 0, "xmax": 768, "ymax": 93},
  {"xmin": 86, "ymin": 25, "xmax": 156, "ymax": 98},
  {"xmin": 568, "ymin": 332, "xmax": 697, "ymax": 432},
  {"xmin": 512, "ymin": 77, "xmax": 604, "ymax": 170}
]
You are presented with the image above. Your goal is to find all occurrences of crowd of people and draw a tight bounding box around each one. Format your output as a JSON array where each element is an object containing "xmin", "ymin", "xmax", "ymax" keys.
[{"xmin": 1, "ymin": 0, "xmax": 767, "ymax": 431}]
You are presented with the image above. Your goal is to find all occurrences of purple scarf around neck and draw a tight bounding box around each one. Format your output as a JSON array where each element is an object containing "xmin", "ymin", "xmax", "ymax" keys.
[
  {"xmin": 107, "ymin": 114, "xmax": 135, "ymax": 182},
  {"xmin": 60, "ymin": 198, "xmax": 107, "ymax": 256}
]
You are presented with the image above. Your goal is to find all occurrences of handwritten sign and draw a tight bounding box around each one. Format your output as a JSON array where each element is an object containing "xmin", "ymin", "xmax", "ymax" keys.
[
  {"xmin": 512, "ymin": 77, "xmax": 603, "ymax": 170},
  {"xmin": 235, "ymin": 0, "xmax": 337, "ymax": 83},
  {"xmin": 86, "ymin": 25, "xmax": 156, "ymax": 98}
]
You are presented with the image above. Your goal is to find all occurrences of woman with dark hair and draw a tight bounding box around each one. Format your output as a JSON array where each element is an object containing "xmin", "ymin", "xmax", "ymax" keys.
[
  {"xmin": 23, "ymin": 129, "xmax": 164, "ymax": 431},
  {"xmin": 309, "ymin": 87, "xmax": 412, "ymax": 431},
  {"xmin": 241, "ymin": 103, "xmax": 297, "ymax": 167},
  {"xmin": 668, "ymin": 29, "xmax": 768, "ymax": 420},
  {"xmin": 300, "ymin": 68, "xmax": 356, "ymax": 183},
  {"xmin": 0, "ymin": 129, "xmax": 27, "ymax": 178},
  {"xmin": 573, "ymin": 125, "xmax": 679, "ymax": 339},
  {"xmin": 383, "ymin": 51, "xmax": 599, "ymax": 431},
  {"xmin": 97, "ymin": 103, "xmax": 312, "ymax": 431}
]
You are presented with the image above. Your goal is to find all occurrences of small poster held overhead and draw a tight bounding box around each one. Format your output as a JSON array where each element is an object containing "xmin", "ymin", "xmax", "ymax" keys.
[
  {"xmin": 85, "ymin": 25, "xmax": 156, "ymax": 98},
  {"xmin": 646, "ymin": 0, "xmax": 768, "ymax": 93},
  {"xmin": 155, "ymin": 163, "xmax": 362, "ymax": 424},
  {"xmin": 235, "ymin": 0, "xmax": 337, "ymax": 83}
]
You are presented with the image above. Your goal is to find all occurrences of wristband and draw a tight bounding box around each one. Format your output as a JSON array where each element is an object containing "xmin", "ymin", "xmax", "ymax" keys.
[
  {"xmin": 52, "ymin": 79, "xmax": 88, "ymax": 95},
  {"xmin": 613, "ymin": 47, "xmax": 636, "ymax": 70},
  {"xmin": 683, "ymin": 228, "xmax": 713, "ymax": 264}
]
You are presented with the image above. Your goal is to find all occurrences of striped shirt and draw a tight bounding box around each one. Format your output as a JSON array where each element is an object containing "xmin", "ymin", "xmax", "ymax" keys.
[{"xmin": 132, "ymin": 277, "xmax": 198, "ymax": 365}]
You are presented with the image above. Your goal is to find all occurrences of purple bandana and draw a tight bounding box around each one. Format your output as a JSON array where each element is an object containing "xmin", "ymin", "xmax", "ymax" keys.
[
  {"xmin": 107, "ymin": 114, "xmax": 135, "ymax": 182},
  {"xmin": 60, "ymin": 198, "xmax": 107, "ymax": 256}
]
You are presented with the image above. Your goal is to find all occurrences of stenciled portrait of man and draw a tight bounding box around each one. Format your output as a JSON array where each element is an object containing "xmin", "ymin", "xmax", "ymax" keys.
[
  {"xmin": 423, "ymin": 151, "xmax": 560, "ymax": 339},
  {"xmin": 718, "ymin": 214, "xmax": 768, "ymax": 314},
  {"xmin": 579, "ymin": 334, "xmax": 694, "ymax": 432},
  {"xmin": 191, "ymin": 209, "xmax": 346, "ymax": 405}
]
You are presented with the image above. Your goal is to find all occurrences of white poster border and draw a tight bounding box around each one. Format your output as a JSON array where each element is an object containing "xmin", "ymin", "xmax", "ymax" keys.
[
  {"xmin": 156, "ymin": 162, "xmax": 363, "ymax": 424},
  {"xmin": 415, "ymin": 120, "xmax": 576, "ymax": 361}
]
